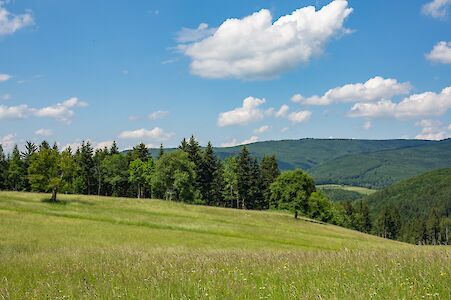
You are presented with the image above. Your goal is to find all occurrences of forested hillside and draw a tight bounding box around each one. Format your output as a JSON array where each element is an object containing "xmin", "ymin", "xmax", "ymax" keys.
[
  {"xmin": 310, "ymin": 139, "xmax": 451, "ymax": 188},
  {"xmin": 364, "ymin": 168, "xmax": 451, "ymax": 245},
  {"xmin": 149, "ymin": 138, "xmax": 451, "ymax": 188}
]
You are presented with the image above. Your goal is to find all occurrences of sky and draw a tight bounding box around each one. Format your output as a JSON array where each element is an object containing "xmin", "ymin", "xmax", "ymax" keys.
[{"xmin": 0, "ymin": 0, "xmax": 450, "ymax": 152}]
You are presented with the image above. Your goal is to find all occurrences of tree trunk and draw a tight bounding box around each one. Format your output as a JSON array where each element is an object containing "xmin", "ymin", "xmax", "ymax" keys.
[
  {"xmin": 137, "ymin": 183, "xmax": 141, "ymax": 199},
  {"xmin": 294, "ymin": 211, "xmax": 298, "ymax": 219},
  {"xmin": 51, "ymin": 188, "xmax": 57, "ymax": 202}
]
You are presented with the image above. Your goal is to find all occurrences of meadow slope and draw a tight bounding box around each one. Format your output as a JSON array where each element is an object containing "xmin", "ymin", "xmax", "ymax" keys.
[{"xmin": 0, "ymin": 192, "xmax": 449, "ymax": 299}]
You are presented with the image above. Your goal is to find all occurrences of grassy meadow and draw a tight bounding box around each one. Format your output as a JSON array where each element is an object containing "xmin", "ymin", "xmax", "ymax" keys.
[{"xmin": 0, "ymin": 191, "xmax": 449, "ymax": 299}]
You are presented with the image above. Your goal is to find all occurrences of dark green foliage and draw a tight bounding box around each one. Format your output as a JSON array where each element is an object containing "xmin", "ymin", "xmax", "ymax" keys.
[
  {"xmin": 151, "ymin": 150, "xmax": 196, "ymax": 202},
  {"xmin": 74, "ymin": 141, "xmax": 95, "ymax": 195},
  {"xmin": 7, "ymin": 146, "xmax": 24, "ymax": 191},
  {"xmin": 270, "ymin": 169, "xmax": 316, "ymax": 218},
  {"xmin": 311, "ymin": 139, "xmax": 451, "ymax": 188},
  {"xmin": 0, "ymin": 145, "xmax": 8, "ymax": 189},
  {"xmin": 110, "ymin": 141, "xmax": 119, "ymax": 155},
  {"xmin": 365, "ymin": 168, "xmax": 451, "ymax": 244},
  {"xmin": 198, "ymin": 142, "xmax": 219, "ymax": 205},
  {"xmin": 260, "ymin": 155, "xmax": 280, "ymax": 206},
  {"xmin": 131, "ymin": 143, "xmax": 149, "ymax": 162},
  {"xmin": 101, "ymin": 154, "xmax": 129, "ymax": 197}
]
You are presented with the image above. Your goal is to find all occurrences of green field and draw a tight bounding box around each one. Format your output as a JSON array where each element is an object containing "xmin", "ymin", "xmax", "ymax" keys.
[
  {"xmin": 0, "ymin": 191, "xmax": 449, "ymax": 299},
  {"xmin": 317, "ymin": 184, "xmax": 377, "ymax": 195}
]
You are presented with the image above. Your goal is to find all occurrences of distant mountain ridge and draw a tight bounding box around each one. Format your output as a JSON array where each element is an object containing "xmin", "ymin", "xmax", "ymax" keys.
[{"xmin": 145, "ymin": 138, "xmax": 451, "ymax": 188}]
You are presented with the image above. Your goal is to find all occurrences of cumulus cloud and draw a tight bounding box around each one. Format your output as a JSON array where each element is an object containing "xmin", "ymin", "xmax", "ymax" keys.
[
  {"xmin": 294, "ymin": 77, "xmax": 412, "ymax": 105},
  {"xmin": 254, "ymin": 125, "xmax": 270, "ymax": 134},
  {"xmin": 178, "ymin": 0, "xmax": 352, "ymax": 80},
  {"xmin": 0, "ymin": 73, "xmax": 11, "ymax": 82},
  {"xmin": 33, "ymin": 97, "xmax": 88, "ymax": 123},
  {"xmin": 218, "ymin": 97, "xmax": 267, "ymax": 127},
  {"xmin": 148, "ymin": 110, "xmax": 169, "ymax": 120},
  {"xmin": 349, "ymin": 86, "xmax": 451, "ymax": 119},
  {"xmin": 0, "ymin": 97, "xmax": 87, "ymax": 123},
  {"xmin": 176, "ymin": 23, "xmax": 216, "ymax": 43},
  {"xmin": 426, "ymin": 41, "xmax": 451, "ymax": 64},
  {"xmin": 221, "ymin": 135, "xmax": 259, "ymax": 147},
  {"xmin": 0, "ymin": 2, "xmax": 34, "ymax": 36},
  {"xmin": 118, "ymin": 127, "xmax": 173, "ymax": 140},
  {"xmin": 422, "ymin": 0, "xmax": 451, "ymax": 19},
  {"xmin": 275, "ymin": 104, "xmax": 290, "ymax": 117},
  {"xmin": 415, "ymin": 119, "xmax": 450, "ymax": 140},
  {"xmin": 0, "ymin": 133, "xmax": 16, "ymax": 152},
  {"xmin": 288, "ymin": 110, "xmax": 312, "ymax": 123},
  {"xmin": 0, "ymin": 104, "xmax": 30, "ymax": 119},
  {"xmin": 35, "ymin": 128, "xmax": 53, "ymax": 137}
]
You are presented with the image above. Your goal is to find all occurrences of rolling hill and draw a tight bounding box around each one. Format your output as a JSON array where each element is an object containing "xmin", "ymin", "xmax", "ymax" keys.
[
  {"xmin": 364, "ymin": 168, "xmax": 451, "ymax": 244},
  {"xmin": 0, "ymin": 191, "xmax": 449, "ymax": 298},
  {"xmin": 148, "ymin": 138, "xmax": 451, "ymax": 188}
]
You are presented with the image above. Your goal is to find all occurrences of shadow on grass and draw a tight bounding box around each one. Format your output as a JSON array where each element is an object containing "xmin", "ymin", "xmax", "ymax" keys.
[{"xmin": 40, "ymin": 198, "xmax": 95, "ymax": 206}]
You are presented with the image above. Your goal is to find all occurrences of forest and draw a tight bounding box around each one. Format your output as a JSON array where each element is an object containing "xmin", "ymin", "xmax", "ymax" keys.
[{"xmin": 0, "ymin": 136, "xmax": 449, "ymax": 245}]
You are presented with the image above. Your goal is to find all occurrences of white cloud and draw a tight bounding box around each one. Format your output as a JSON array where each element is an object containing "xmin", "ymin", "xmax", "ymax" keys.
[
  {"xmin": 363, "ymin": 121, "xmax": 372, "ymax": 130},
  {"xmin": 254, "ymin": 125, "xmax": 270, "ymax": 134},
  {"xmin": 176, "ymin": 23, "xmax": 216, "ymax": 43},
  {"xmin": 0, "ymin": 73, "xmax": 11, "ymax": 82},
  {"xmin": 33, "ymin": 97, "xmax": 87, "ymax": 123},
  {"xmin": 0, "ymin": 97, "xmax": 87, "ymax": 123},
  {"xmin": 291, "ymin": 94, "xmax": 303, "ymax": 103},
  {"xmin": 275, "ymin": 104, "xmax": 290, "ymax": 117},
  {"xmin": 294, "ymin": 77, "xmax": 412, "ymax": 105},
  {"xmin": 426, "ymin": 41, "xmax": 451, "ymax": 64},
  {"xmin": 0, "ymin": 2, "xmax": 34, "ymax": 36},
  {"xmin": 118, "ymin": 127, "xmax": 173, "ymax": 140},
  {"xmin": 0, "ymin": 104, "xmax": 30, "ymax": 119},
  {"xmin": 349, "ymin": 86, "xmax": 451, "ymax": 119},
  {"xmin": 218, "ymin": 97, "xmax": 267, "ymax": 127},
  {"xmin": 221, "ymin": 135, "xmax": 259, "ymax": 147},
  {"xmin": 448, "ymin": 124, "xmax": 451, "ymax": 130},
  {"xmin": 94, "ymin": 140, "xmax": 114, "ymax": 150},
  {"xmin": 35, "ymin": 128, "xmax": 53, "ymax": 137},
  {"xmin": 288, "ymin": 110, "xmax": 312, "ymax": 123},
  {"xmin": 148, "ymin": 110, "xmax": 169, "ymax": 120},
  {"xmin": 281, "ymin": 127, "xmax": 289, "ymax": 132},
  {"xmin": 422, "ymin": 0, "xmax": 451, "ymax": 19},
  {"xmin": 415, "ymin": 119, "xmax": 450, "ymax": 140},
  {"xmin": 0, "ymin": 133, "xmax": 16, "ymax": 152},
  {"xmin": 179, "ymin": 0, "xmax": 352, "ymax": 80}
]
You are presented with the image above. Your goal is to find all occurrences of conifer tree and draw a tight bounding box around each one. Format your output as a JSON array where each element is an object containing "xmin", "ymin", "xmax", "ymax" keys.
[
  {"xmin": 7, "ymin": 145, "xmax": 24, "ymax": 191},
  {"xmin": 0, "ymin": 145, "xmax": 7, "ymax": 190},
  {"xmin": 198, "ymin": 142, "xmax": 218, "ymax": 204},
  {"xmin": 110, "ymin": 141, "xmax": 119, "ymax": 155},
  {"xmin": 236, "ymin": 146, "xmax": 252, "ymax": 209},
  {"xmin": 132, "ymin": 143, "xmax": 149, "ymax": 161},
  {"xmin": 222, "ymin": 157, "xmax": 239, "ymax": 208},
  {"xmin": 74, "ymin": 141, "xmax": 95, "ymax": 194},
  {"xmin": 178, "ymin": 138, "xmax": 188, "ymax": 151},
  {"xmin": 260, "ymin": 155, "xmax": 280, "ymax": 205},
  {"xmin": 158, "ymin": 143, "xmax": 164, "ymax": 159}
]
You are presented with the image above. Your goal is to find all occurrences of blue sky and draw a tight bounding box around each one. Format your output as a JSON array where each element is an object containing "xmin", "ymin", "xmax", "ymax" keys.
[{"xmin": 0, "ymin": 0, "xmax": 450, "ymax": 151}]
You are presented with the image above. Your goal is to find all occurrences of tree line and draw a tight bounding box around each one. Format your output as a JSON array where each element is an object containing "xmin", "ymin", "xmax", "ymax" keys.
[
  {"xmin": 0, "ymin": 136, "xmax": 349, "ymax": 223},
  {"xmin": 2, "ymin": 136, "xmax": 446, "ymax": 244}
]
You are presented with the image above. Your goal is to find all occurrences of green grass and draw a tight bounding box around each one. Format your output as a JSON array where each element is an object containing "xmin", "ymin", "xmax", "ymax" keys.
[
  {"xmin": 317, "ymin": 184, "xmax": 377, "ymax": 195},
  {"xmin": 0, "ymin": 191, "xmax": 449, "ymax": 299}
]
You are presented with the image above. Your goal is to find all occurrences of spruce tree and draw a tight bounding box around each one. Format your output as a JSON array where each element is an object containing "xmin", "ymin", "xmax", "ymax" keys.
[
  {"xmin": 260, "ymin": 155, "xmax": 280, "ymax": 206},
  {"xmin": 198, "ymin": 142, "xmax": 218, "ymax": 204},
  {"xmin": 7, "ymin": 145, "xmax": 24, "ymax": 191},
  {"xmin": 158, "ymin": 143, "xmax": 164, "ymax": 159},
  {"xmin": 236, "ymin": 146, "xmax": 252, "ymax": 209},
  {"xmin": 186, "ymin": 135, "xmax": 203, "ymax": 198},
  {"xmin": 0, "ymin": 145, "xmax": 7, "ymax": 189},
  {"xmin": 178, "ymin": 138, "xmax": 188, "ymax": 151},
  {"xmin": 75, "ymin": 141, "xmax": 95, "ymax": 194},
  {"xmin": 132, "ymin": 143, "xmax": 149, "ymax": 161},
  {"xmin": 110, "ymin": 141, "xmax": 119, "ymax": 154}
]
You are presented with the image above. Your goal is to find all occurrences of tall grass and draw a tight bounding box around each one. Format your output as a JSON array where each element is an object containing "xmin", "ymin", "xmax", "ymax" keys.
[{"xmin": 0, "ymin": 192, "xmax": 449, "ymax": 299}]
